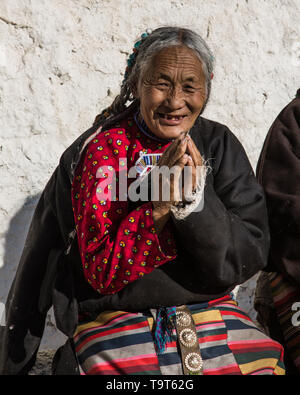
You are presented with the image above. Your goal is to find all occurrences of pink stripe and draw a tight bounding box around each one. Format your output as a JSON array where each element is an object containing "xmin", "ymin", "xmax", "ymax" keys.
[
  {"xmin": 85, "ymin": 354, "xmax": 157, "ymax": 373},
  {"xmin": 88, "ymin": 362, "xmax": 158, "ymax": 375},
  {"xmin": 251, "ymin": 368, "xmax": 273, "ymax": 375},
  {"xmin": 199, "ymin": 334, "xmax": 227, "ymax": 344},
  {"xmin": 203, "ymin": 364, "xmax": 240, "ymax": 375},
  {"xmin": 87, "ymin": 353, "xmax": 155, "ymax": 366},
  {"xmin": 228, "ymin": 338, "xmax": 275, "ymax": 346},
  {"xmin": 228, "ymin": 338, "xmax": 282, "ymax": 353},
  {"xmin": 75, "ymin": 321, "xmax": 148, "ymax": 352},
  {"xmin": 89, "ymin": 364, "xmax": 159, "ymax": 375},
  {"xmin": 220, "ymin": 310, "xmax": 251, "ymax": 321}
]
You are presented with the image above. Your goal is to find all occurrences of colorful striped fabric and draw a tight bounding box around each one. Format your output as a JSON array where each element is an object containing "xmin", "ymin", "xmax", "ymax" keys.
[
  {"xmin": 74, "ymin": 310, "xmax": 161, "ymax": 375},
  {"xmin": 73, "ymin": 295, "xmax": 285, "ymax": 375},
  {"xmin": 268, "ymin": 272, "xmax": 300, "ymax": 373}
]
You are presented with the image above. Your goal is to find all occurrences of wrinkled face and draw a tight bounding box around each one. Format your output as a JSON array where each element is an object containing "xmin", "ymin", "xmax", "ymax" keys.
[{"xmin": 136, "ymin": 46, "xmax": 207, "ymax": 140}]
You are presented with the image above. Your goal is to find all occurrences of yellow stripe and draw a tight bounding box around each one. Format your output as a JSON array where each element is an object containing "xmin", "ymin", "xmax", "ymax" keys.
[
  {"xmin": 74, "ymin": 310, "xmax": 126, "ymax": 337},
  {"xmin": 274, "ymin": 365, "xmax": 285, "ymax": 375},
  {"xmin": 239, "ymin": 358, "xmax": 282, "ymax": 375},
  {"xmin": 193, "ymin": 309, "xmax": 223, "ymax": 325},
  {"xmin": 147, "ymin": 317, "xmax": 154, "ymax": 331}
]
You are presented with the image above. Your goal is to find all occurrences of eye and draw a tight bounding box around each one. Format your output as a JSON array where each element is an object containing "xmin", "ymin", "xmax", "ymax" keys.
[
  {"xmin": 183, "ymin": 84, "xmax": 196, "ymax": 92},
  {"xmin": 156, "ymin": 81, "xmax": 170, "ymax": 88}
]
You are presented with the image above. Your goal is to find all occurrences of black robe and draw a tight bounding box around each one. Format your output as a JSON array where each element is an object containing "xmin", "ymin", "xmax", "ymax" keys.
[{"xmin": 0, "ymin": 109, "xmax": 269, "ymax": 374}]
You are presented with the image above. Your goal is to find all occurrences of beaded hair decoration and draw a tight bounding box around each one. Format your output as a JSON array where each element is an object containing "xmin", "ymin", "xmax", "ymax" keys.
[
  {"xmin": 98, "ymin": 29, "xmax": 153, "ymax": 122},
  {"xmin": 122, "ymin": 28, "xmax": 153, "ymax": 86}
]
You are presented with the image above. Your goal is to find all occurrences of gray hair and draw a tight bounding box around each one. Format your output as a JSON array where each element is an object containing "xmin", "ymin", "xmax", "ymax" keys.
[{"xmin": 94, "ymin": 27, "xmax": 214, "ymax": 126}]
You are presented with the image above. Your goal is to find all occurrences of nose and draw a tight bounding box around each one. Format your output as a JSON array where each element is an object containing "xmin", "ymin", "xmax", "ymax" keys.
[{"xmin": 165, "ymin": 85, "xmax": 185, "ymax": 110}]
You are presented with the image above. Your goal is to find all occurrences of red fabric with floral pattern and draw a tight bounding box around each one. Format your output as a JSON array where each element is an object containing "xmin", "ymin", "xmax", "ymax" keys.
[{"xmin": 71, "ymin": 117, "xmax": 177, "ymax": 295}]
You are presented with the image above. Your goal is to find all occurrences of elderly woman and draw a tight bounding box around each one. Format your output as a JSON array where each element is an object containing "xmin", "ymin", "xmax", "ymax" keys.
[{"xmin": 0, "ymin": 27, "xmax": 284, "ymax": 375}]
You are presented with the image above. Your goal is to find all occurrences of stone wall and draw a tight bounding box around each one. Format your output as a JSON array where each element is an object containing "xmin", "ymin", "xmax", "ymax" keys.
[{"xmin": 0, "ymin": 0, "xmax": 299, "ymax": 353}]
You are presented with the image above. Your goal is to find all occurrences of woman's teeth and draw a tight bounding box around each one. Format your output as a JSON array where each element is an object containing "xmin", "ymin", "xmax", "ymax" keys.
[{"xmin": 159, "ymin": 113, "xmax": 186, "ymax": 120}]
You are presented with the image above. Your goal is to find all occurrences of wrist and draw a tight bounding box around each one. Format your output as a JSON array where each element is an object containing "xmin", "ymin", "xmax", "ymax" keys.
[
  {"xmin": 152, "ymin": 203, "xmax": 171, "ymax": 218},
  {"xmin": 152, "ymin": 204, "xmax": 171, "ymax": 235}
]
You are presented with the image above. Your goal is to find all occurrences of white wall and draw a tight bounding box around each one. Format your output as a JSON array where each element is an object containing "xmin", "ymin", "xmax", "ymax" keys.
[{"xmin": 0, "ymin": 0, "xmax": 299, "ymax": 350}]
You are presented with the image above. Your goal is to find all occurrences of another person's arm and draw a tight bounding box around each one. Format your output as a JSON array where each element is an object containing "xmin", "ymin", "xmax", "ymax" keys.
[{"xmin": 257, "ymin": 94, "xmax": 300, "ymax": 286}]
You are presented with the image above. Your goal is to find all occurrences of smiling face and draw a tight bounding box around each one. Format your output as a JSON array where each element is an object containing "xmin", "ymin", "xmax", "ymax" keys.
[{"xmin": 136, "ymin": 46, "xmax": 207, "ymax": 140}]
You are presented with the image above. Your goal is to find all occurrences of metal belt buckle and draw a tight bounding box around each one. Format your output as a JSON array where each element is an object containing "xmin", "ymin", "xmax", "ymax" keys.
[{"xmin": 175, "ymin": 305, "xmax": 203, "ymax": 375}]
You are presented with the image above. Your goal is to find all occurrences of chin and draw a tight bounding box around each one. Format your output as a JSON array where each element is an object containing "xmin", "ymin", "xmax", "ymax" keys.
[
  {"xmin": 155, "ymin": 117, "xmax": 196, "ymax": 139},
  {"xmin": 150, "ymin": 127, "xmax": 179, "ymax": 140},
  {"xmin": 158, "ymin": 124, "xmax": 192, "ymax": 140}
]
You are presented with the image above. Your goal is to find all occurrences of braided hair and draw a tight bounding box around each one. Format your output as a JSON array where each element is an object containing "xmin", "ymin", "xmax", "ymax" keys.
[{"xmin": 93, "ymin": 27, "xmax": 214, "ymax": 127}]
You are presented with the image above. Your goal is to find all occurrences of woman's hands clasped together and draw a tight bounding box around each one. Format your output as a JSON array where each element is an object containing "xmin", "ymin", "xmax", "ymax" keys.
[{"xmin": 152, "ymin": 132, "xmax": 203, "ymax": 233}]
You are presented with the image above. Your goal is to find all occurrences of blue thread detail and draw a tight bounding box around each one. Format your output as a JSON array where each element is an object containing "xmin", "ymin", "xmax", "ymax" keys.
[{"xmin": 153, "ymin": 307, "xmax": 176, "ymax": 355}]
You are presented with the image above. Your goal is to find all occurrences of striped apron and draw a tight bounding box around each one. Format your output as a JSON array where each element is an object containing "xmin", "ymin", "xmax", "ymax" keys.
[{"xmin": 73, "ymin": 294, "xmax": 285, "ymax": 375}]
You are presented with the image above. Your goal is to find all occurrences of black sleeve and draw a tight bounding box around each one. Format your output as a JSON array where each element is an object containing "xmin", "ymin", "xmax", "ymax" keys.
[
  {"xmin": 170, "ymin": 122, "xmax": 270, "ymax": 294},
  {"xmin": 256, "ymin": 94, "xmax": 300, "ymax": 286}
]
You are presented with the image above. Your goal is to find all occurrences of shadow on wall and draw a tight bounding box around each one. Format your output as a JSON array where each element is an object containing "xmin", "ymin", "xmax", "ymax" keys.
[
  {"xmin": 0, "ymin": 194, "xmax": 67, "ymax": 350},
  {"xmin": 0, "ymin": 194, "xmax": 41, "ymax": 305}
]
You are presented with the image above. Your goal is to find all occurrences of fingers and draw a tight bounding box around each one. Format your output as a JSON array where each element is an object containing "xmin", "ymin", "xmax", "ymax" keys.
[
  {"xmin": 187, "ymin": 155, "xmax": 198, "ymax": 191},
  {"xmin": 154, "ymin": 133, "xmax": 203, "ymax": 207},
  {"xmin": 181, "ymin": 156, "xmax": 196, "ymax": 201},
  {"xmin": 152, "ymin": 152, "xmax": 189, "ymax": 210},
  {"xmin": 170, "ymin": 153, "xmax": 190, "ymax": 203},
  {"xmin": 157, "ymin": 139, "xmax": 179, "ymax": 166},
  {"xmin": 158, "ymin": 132, "xmax": 189, "ymax": 168},
  {"xmin": 186, "ymin": 137, "xmax": 203, "ymax": 167},
  {"xmin": 157, "ymin": 137, "xmax": 181, "ymax": 166}
]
